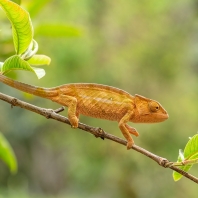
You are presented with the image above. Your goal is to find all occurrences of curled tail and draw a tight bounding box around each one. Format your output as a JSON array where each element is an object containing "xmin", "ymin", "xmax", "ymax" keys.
[{"xmin": 0, "ymin": 74, "xmax": 58, "ymax": 98}]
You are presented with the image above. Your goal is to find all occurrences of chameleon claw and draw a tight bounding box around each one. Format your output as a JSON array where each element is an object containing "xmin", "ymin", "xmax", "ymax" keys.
[
  {"xmin": 70, "ymin": 121, "xmax": 78, "ymax": 128},
  {"xmin": 71, "ymin": 124, "xmax": 78, "ymax": 128},
  {"xmin": 126, "ymin": 140, "xmax": 134, "ymax": 150},
  {"xmin": 69, "ymin": 116, "xmax": 79, "ymax": 128}
]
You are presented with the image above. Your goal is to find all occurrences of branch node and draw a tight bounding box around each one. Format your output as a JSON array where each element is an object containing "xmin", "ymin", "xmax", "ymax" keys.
[
  {"xmin": 43, "ymin": 109, "xmax": 54, "ymax": 119},
  {"xmin": 158, "ymin": 157, "xmax": 170, "ymax": 167},
  {"xmin": 54, "ymin": 106, "xmax": 65, "ymax": 113},
  {"xmin": 10, "ymin": 98, "xmax": 18, "ymax": 108},
  {"xmin": 94, "ymin": 127, "xmax": 105, "ymax": 140},
  {"xmin": 164, "ymin": 161, "xmax": 174, "ymax": 168}
]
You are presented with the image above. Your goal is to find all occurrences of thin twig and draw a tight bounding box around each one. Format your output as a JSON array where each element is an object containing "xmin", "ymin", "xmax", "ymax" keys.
[{"xmin": 0, "ymin": 91, "xmax": 197, "ymax": 184}]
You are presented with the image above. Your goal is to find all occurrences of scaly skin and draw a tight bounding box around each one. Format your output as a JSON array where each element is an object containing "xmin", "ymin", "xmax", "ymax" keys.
[{"xmin": 0, "ymin": 74, "xmax": 169, "ymax": 149}]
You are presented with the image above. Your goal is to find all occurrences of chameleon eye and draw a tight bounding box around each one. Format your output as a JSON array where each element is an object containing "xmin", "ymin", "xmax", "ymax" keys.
[{"xmin": 149, "ymin": 101, "xmax": 160, "ymax": 112}]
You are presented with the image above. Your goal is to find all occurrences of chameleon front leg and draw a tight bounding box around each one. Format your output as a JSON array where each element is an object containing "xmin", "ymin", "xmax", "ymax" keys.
[
  {"xmin": 125, "ymin": 124, "xmax": 139, "ymax": 137},
  {"xmin": 51, "ymin": 94, "xmax": 79, "ymax": 128},
  {"xmin": 67, "ymin": 96, "xmax": 79, "ymax": 128},
  {"xmin": 118, "ymin": 111, "xmax": 137, "ymax": 150}
]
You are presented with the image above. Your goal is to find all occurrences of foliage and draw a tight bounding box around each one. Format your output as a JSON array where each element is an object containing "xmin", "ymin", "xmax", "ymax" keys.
[
  {"xmin": 0, "ymin": 0, "xmax": 83, "ymax": 180},
  {"xmin": 173, "ymin": 134, "xmax": 198, "ymax": 181},
  {"xmin": 0, "ymin": 132, "xmax": 17, "ymax": 173},
  {"xmin": 0, "ymin": 0, "xmax": 33, "ymax": 55},
  {"xmin": 0, "ymin": 0, "xmax": 50, "ymax": 78}
]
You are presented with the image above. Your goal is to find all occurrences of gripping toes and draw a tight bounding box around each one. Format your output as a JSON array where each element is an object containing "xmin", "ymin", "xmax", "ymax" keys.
[
  {"xmin": 127, "ymin": 139, "xmax": 134, "ymax": 150},
  {"xmin": 69, "ymin": 115, "xmax": 79, "ymax": 128}
]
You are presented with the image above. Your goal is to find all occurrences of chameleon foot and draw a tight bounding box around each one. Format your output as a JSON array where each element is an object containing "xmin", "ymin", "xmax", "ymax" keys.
[
  {"xmin": 68, "ymin": 114, "xmax": 79, "ymax": 128},
  {"xmin": 71, "ymin": 122, "xmax": 78, "ymax": 128},
  {"xmin": 126, "ymin": 140, "xmax": 134, "ymax": 150}
]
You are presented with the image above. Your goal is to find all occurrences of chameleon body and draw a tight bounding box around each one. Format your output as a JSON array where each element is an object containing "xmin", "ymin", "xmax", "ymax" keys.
[{"xmin": 0, "ymin": 74, "xmax": 168, "ymax": 149}]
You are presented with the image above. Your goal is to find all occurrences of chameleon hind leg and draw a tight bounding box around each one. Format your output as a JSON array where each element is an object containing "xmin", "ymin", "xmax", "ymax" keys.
[
  {"xmin": 118, "ymin": 111, "xmax": 137, "ymax": 150},
  {"xmin": 51, "ymin": 95, "xmax": 79, "ymax": 128}
]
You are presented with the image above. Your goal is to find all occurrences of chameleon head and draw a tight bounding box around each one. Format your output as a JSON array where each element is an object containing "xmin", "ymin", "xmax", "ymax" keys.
[{"xmin": 132, "ymin": 94, "xmax": 169, "ymax": 123}]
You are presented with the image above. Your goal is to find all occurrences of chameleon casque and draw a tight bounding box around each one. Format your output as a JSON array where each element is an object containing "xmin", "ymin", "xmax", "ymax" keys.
[{"xmin": 0, "ymin": 74, "xmax": 169, "ymax": 149}]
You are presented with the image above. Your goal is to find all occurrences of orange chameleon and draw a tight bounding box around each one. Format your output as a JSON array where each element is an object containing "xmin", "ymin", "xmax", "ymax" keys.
[{"xmin": 0, "ymin": 74, "xmax": 168, "ymax": 149}]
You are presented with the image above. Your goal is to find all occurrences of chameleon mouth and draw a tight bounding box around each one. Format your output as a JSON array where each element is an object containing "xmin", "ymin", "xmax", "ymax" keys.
[
  {"xmin": 143, "ymin": 112, "xmax": 169, "ymax": 123},
  {"xmin": 157, "ymin": 112, "xmax": 169, "ymax": 122},
  {"xmin": 133, "ymin": 112, "xmax": 169, "ymax": 123},
  {"xmin": 163, "ymin": 113, "xmax": 169, "ymax": 119}
]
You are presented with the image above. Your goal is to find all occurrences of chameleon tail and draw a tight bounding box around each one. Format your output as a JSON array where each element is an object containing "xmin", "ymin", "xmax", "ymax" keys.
[{"xmin": 0, "ymin": 74, "xmax": 58, "ymax": 98}]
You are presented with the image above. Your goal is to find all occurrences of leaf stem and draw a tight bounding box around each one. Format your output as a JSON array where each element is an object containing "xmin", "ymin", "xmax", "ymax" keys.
[{"xmin": 173, "ymin": 158, "xmax": 198, "ymax": 166}]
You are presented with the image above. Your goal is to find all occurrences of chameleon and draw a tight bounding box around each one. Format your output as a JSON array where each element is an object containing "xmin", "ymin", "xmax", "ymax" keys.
[{"xmin": 0, "ymin": 74, "xmax": 168, "ymax": 149}]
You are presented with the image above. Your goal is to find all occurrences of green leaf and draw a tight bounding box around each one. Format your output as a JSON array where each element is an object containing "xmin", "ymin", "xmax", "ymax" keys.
[
  {"xmin": 173, "ymin": 134, "xmax": 198, "ymax": 181},
  {"xmin": 27, "ymin": 54, "xmax": 51, "ymax": 66},
  {"xmin": 35, "ymin": 24, "xmax": 83, "ymax": 37},
  {"xmin": 2, "ymin": 55, "xmax": 45, "ymax": 79},
  {"xmin": 2, "ymin": 55, "xmax": 35, "ymax": 73},
  {"xmin": 0, "ymin": 132, "xmax": 17, "ymax": 173},
  {"xmin": 173, "ymin": 164, "xmax": 192, "ymax": 182},
  {"xmin": 0, "ymin": 0, "xmax": 33, "ymax": 54}
]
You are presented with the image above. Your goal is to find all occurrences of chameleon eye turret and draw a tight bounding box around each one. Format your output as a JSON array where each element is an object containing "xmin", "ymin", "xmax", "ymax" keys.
[{"xmin": 149, "ymin": 101, "xmax": 160, "ymax": 112}]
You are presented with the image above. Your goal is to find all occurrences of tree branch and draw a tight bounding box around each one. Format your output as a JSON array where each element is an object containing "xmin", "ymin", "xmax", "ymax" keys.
[{"xmin": 0, "ymin": 91, "xmax": 197, "ymax": 184}]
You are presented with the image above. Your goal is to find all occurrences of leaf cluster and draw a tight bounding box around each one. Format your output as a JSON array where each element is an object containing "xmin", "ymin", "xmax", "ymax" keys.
[
  {"xmin": 0, "ymin": 0, "xmax": 50, "ymax": 79},
  {"xmin": 173, "ymin": 134, "xmax": 198, "ymax": 181}
]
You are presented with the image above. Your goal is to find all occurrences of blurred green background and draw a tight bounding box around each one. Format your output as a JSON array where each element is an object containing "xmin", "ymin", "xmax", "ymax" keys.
[{"xmin": 1, "ymin": 0, "xmax": 198, "ymax": 197}]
